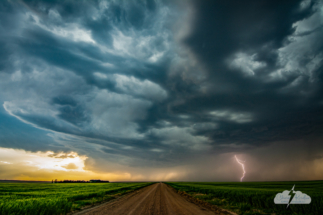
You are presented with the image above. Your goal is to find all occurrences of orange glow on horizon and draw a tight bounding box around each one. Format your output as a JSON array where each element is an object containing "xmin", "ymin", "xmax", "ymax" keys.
[{"xmin": 0, "ymin": 147, "xmax": 131, "ymax": 181}]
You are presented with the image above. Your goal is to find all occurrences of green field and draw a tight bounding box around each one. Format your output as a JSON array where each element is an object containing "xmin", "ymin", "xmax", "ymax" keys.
[
  {"xmin": 166, "ymin": 181, "xmax": 323, "ymax": 215},
  {"xmin": 0, "ymin": 182, "xmax": 153, "ymax": 215}
]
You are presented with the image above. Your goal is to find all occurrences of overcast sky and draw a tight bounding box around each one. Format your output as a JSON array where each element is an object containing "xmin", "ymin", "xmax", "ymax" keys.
[{"xmin": 0, "ymin": 0, "xmax": 323, "ymax": 181}]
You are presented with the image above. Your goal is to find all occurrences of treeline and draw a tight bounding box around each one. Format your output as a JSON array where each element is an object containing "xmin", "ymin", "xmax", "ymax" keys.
[
  {"xmin": 52, "ymin": 180, "xmax": 89, "ymax": 183},
  {"xmin": 52, "ymin": 179, "xmax": 110, "ymax": 183}
]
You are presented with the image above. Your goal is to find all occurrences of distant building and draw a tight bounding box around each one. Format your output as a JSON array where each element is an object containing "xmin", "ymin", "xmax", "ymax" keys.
[{"xmin": 90, "ymin": 179, "xmax": 109, "ymax": 183}]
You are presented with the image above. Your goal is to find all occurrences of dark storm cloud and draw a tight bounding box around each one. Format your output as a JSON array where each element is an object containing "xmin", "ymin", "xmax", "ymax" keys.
[
  {"xmin": 184, "ymin": 0, "xmax": 314, "ymax": 62},
  {"xmin": 0, "ymin": 106, "xmax": 66, "ymax": 152},
  {"xmin": 166, "ymin": 0, "xmax": 323, "ymax": 147},
  {"xmin": 1, "ymin": 0, "xmax": 323, "ymax": 180}
]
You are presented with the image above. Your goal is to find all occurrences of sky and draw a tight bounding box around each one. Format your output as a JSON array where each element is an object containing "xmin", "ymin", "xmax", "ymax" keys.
[{"xmin": 0, "ymin": 0, "xmax": 323, "ymax": 182}]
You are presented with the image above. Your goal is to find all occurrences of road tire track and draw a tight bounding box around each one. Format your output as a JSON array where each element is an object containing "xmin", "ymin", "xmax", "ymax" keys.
[{"xmin": 74, "ymin": 183, "xmax": 218, "ymax": 215}]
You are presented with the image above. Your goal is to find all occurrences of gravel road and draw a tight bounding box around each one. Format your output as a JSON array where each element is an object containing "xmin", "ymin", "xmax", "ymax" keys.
[{"xmin": 74, "ymin": 182, "xmax": 219, "ymax": 215}]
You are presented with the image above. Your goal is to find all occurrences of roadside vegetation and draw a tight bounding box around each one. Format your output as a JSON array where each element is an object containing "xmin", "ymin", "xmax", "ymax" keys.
[
  {"xmin": 166, "ymin": 181, "xmax": 323, "ymax": 215},
  {"xmin": 0, "ymin": 182, "xmax": 153, "ymax": 215}
]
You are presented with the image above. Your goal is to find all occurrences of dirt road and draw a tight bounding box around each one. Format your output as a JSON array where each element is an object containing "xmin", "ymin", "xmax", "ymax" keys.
[{"xmin": 75, "ymin": 183, "xmax": 221, "ymax": 215}]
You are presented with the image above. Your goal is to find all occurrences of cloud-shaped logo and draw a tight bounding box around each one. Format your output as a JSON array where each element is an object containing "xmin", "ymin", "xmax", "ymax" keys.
[
  {"xmin": 290, "ymin": 191, "xmax": 311, "ymax": 204},
  {"xmin": 274, "ymin": 185, "xmax": 311, "ymax": 207}
]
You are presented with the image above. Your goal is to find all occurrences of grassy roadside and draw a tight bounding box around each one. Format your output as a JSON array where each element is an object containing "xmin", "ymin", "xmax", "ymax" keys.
[
  {"xmin": 0, "ymin": 182, "xmax": 154, "ymax": 215},
  {"xmin": 165, "ymin": 181, "xmax": 323, "ymax": 215}
]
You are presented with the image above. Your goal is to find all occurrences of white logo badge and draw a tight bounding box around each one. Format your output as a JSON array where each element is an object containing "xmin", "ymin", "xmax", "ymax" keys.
[{"xmin": 274, "ymin": 185, "xmax": 311, "ymax": 208}]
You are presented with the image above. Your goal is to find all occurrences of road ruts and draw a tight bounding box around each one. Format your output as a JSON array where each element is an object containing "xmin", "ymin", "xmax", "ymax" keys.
[{"xmin": 74, "ymin": 182, "xmax": 217, "ymax": 215}]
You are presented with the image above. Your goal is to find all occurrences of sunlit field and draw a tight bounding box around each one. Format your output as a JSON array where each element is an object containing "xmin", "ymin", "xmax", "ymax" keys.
[
  {"xmin": 166, "ymin": 181, "xmax": 323, "ymax": 215},
  {"xmin": 0, "ymin": 182, "xmax": 153, "ymax": 215}
]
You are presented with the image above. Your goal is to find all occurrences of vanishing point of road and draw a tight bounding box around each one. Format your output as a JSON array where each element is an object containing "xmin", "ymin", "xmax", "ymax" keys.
[{"xmin": 75, "ymin": 182, "xmax": 232, "ymax": 215}]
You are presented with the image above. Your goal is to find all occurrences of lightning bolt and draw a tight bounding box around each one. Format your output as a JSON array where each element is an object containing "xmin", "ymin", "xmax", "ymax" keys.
[
  {"xmin": 287, "ymin": 185, "xmax": 296, "ymax": 208},
  {"xmin": 235, "ymin": 155, "xmax": 246, "ymax": 182}
]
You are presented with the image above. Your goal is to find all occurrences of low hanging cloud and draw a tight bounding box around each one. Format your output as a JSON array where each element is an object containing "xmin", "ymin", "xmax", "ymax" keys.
[
  {"xmin": 62, "ymin": 163, "xmax": 78, "ymax": 170},
  {"xmin": 228, "ymin": 52, "xmax": 267, "ymax": 76}
]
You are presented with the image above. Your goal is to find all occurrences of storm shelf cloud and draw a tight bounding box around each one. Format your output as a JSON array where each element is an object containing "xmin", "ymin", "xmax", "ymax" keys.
[{"xmin": 0, "ymin": 0, "xmax": 323, "ymax": 181}]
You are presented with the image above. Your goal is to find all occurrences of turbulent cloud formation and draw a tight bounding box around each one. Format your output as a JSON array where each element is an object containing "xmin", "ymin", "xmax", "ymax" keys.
[{"xmin": 0, "ymin": 0, "xmax": 323, "ymax": 181}]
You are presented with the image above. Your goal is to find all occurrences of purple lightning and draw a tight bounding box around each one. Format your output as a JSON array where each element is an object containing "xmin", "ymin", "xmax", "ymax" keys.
[{"xmin": 235, "ymin": 155, "xmax": 246, "ymax": 182}]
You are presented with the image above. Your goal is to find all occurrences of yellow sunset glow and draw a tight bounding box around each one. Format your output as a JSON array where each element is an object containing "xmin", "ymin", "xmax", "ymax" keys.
[
  {"xmin": 0, "ymin": 148, "xmax": 86, "ymax": 171},
  {"xmin": 0, "ymin": 147, "xmax": 131, "ymax": 181}
]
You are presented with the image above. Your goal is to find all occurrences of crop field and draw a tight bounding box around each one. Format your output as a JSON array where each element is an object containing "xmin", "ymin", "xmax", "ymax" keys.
[
  {"xmin": 166, "ymin": 181, "xmax": 323, "ymax": 215},
  {"xmin": 0, "ymin": 182, "xmax": 153, "ymax": 215}
]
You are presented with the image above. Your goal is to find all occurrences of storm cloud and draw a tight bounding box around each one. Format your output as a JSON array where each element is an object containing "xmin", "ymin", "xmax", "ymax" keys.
[{"xmin": 0, "ymin": 0, "xmax": 323, "ymax": 181}]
